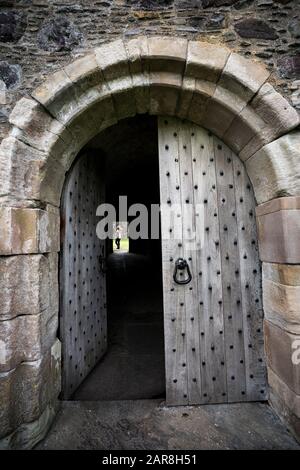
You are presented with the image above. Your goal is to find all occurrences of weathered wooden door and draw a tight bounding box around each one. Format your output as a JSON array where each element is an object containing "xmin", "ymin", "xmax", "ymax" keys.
[
  {"xmin": 60, "ymin": 153, "xmax": 107, "ymax": 399},
  {"xmin": 158, "ymin": 117, "xmax": 266, "ymax": 405}
]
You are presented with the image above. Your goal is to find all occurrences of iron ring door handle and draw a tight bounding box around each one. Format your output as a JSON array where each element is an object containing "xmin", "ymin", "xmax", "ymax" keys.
[{"xmin": 173, "ymin": 257, "xmax": 192, "ymax": 285}]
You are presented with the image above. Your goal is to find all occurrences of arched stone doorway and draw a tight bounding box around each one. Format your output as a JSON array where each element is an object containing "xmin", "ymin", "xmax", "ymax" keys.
[{"xmin": 0, "ymin": 36, "xmax": 300, "ymax": 448}]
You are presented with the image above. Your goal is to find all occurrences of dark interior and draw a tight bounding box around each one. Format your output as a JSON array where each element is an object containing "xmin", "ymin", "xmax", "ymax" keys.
[{"xmin": 72, "ymin": 115, "xmax": 166, "ymax": 400}]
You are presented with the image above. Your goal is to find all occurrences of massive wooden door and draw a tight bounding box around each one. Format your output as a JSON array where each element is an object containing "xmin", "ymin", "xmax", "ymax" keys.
[
  {"xmin": 158, "ymin": 117, "xmax": 266, "ymax": 406},
  {"xmin": 60, "ymin": 153, "xmax": 107, "ymax": 399}
]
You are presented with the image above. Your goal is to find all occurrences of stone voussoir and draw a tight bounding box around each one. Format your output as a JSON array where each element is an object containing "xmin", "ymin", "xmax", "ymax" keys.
[
  {"xmin": 238, "ymin": 83, "xmax": 300, "ymax": 161},
  {"xmin": 222, "ymin": 104, "xmax": 265, "ymax": 154},
  {"xmin": 246, "ymin": 131, "xmax": 300, "ymax": 205},
  {"xmin": 31, "ymin": 54, "xmax": 112, "ymax": 132},
  {"xmin": 8, "ymin": 97, "xmax": 74, "ymax": 169},
  {"xmin": 31, "ymin": 68, "xmax": 73, "ymax": 111},
  {"xmin": 205, "ymin": 54, "xmax": 270, "ymax": 144},
  {"xmin": 94, "ymin": 39, "xmax": 130, "ymax": 84},
  {"xmin": 186, "ymin": 79, "xmax": 216, "ymax": 126},
  {"xmin": 147, "ymin": 36, "xmax": 187, "ymax": 62},
  {"xmin": 218, "ymin": 52, "xmax": 270, "ymax": 103},
  {"xmin": 186, "ymin": 41, "xmax": 230, "ymax": 83},
  {"xmin": 147, "ymin": 36, "xmax": 187, "ymax": 76},
  {"xmin": 124, "ymin": 36, "xmax": 150, "ymax": 115},
  {"xmin": 0, "ymin": 136, "xmax": 66, "ymax": 206},
  {"xmin": 251, "ymin": 83, "xmax": 299, "ymax": 138}
]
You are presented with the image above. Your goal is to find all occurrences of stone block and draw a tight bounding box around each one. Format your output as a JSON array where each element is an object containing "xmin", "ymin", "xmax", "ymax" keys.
[
  {"xmin": 147, "ymin": 36, "xmax": 187, "ymax": 62},
  {"xmin": 0, "ymin": 307, "xmax": 58, "ymax": 372},
  {"xmin": 207, "ymin": 81, "xmax": 251, "ymax": 141},
  {"xmin": 63, "ymin": 53, "xmax": 102, "ymax": 90},
  {"xmin": 199, "ymin": 95, "xmax": 237, "ymax": 139},
  {"xmin": 125, "ymin": 36, "xmax": 149, "ymax": 73},
  {"xmin": 0, "ymin": 206, "xmax": 59, "ymax": 255},
  {"xmin": 246, "ymin": 131, "xmax": 300, "ymax": 205},
  {"xmin": 0, "ymin": 404, "xmax": 57, "ymax": 450},
  {"xmin": 213, "ymin": 84, "xmax": 249, "ymax": 118},
  {"xmin": 40, "ymin": 157, "xmax": 66, "ymax": 207},
  {"xmin": 32, "ymin": 68, "xmax": 73, "ymax": 110},
  {"xmin": 95, "ymin": 39, "xmax": 130, "ymax": 83},
  {"xmin": 222, "ymin": 105, "xmax": 265, "ymax": 155},
  {"xmin": 37, "ymin": 17, "xmax": 82, "ymax": 53},
  {"xmin": 148, "ymin": 70, "xmax": 183, "ymax": 116},
  {"xmin": 0, "ymin": 137, "xmax": 65, "ymax": 206},
  {"xmin": 0, "ymin": 136, "xmax": 45, "ymax": 200},
  {"xmin": 239, "ymin": 84, "xmax": 300, "ymax": 161},
  {"xmin": 278, "ymin": 55, "xmax": 300, "ymax": 80},
  {"xmin": 109, "ymin": 77, "xmax": 137, "ymax": 120},
  {"xmin": 149, "ymin": 85, "xmax": 180, "ymax": 116},
  {"xmin": 125, "ymin": 37, "xmax": 150, "ymax": 115},
  {"xmin": 186, "ymin": 41, "xmax": 230, "ymax": 82},
  {"xmin": 268, "ymin": 366, "xmax": 300, "ymax": 418},
  {"xmin": 264, "ymin": 320, "xmax": 300, "ymax": 395},
  {"xmin": 252, "ymin": 83, "xmax": 299, "ymax": 137},
  {"xmin": 0, "ymin": 206, "xmax": 38, "ymax": 254},
  {"xmin": 234, "ymin": 19, "xmax": 278, "ymax": 40},
  {"xmin": 262, "ymin": 260, "xmax": 300, "ymax": 286},
  {"xmin": 187, "ymin": 79, "xmax": 216, "ymax": 125},
  {"xmin": 0, "ymin": 10, "xmax": 27, "ymax": 43},
  {"xmin": 0, "ymin": 253, "xmax": 57, "ymax": 321},
  {"xmin": 263, "ymin": 277, "xmax": 300, "ymax": 334},
  {"xmin": 268, "ymin": 366, "xmax": 300, "ymax": 442},
  {"xmin": 256, "ymin": 208, "xmax": 300, "ymax": 264},
  {"xmin": 176, "ymin": 76, "xmax": 195, "ymax": 120},
  {"xmin": 8, "ymin": 97, "xmax": 72, "ymax": 165},
  {"xmin": 65, "ymin": 96, "xmax": 117, "ymax": 156},
  {"xmin": 32, "ymin": 58, "xmax": 109, "ymax": 130},
  {"xmin": 263, "ymin": 261, "xmax": 300, "ymax": 334},
  {"xmin": 218, "ymin": 53, "xmax": 270, "ymax": 103},
  {"xmin": 0, "ymin": 339, "xmax": 61, "ymax": 439},
  {"xmin": 147, "ymin": 36, "xmax": 187, "ymax": 76}
]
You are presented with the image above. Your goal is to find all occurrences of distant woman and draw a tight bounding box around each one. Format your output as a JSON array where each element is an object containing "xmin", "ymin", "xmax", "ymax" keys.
[{"xmin": 115, "ymin": 225, "xmax": 121, "ymax": 250}]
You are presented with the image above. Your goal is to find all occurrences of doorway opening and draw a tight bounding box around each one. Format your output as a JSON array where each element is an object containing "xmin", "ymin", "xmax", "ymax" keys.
[
  {"xmin": 60, "ymin": 114, "xmax": 266, "ymax": 406},
  {"xmin": 112, "ymin": 222, "xmax": 129, "ymax": 253},
  {"xmin": 60, "ymin": 115, "xmax": 166, "ymax": 401}
]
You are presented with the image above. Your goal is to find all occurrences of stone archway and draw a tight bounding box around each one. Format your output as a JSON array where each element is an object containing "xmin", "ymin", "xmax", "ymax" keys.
[{"xmin": 0, "ymin": 36, "xmax": 299, "ymax": 448}]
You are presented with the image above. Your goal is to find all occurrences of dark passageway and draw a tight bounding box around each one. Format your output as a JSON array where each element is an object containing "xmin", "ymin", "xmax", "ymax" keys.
[
  {"xmin": 73, "ymin": 252, "xmax": 165, "ymax": 400},
  {"xmin": 72, "ymin": 115, "xmax": 165, "ymax": 401}
]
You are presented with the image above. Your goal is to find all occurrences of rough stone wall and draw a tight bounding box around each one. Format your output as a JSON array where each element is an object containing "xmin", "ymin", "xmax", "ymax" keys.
[
  {"xmin": 0, "ymin": 0, "xmax": 299, "ymax": 140},
  {"xmin": 0, "ymin": 21, "xmax": 300, "ymax": 446}
]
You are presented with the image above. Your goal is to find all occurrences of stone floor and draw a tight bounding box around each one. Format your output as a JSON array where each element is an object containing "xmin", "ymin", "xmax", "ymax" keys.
[{"xmin": 36, "ymin": 400, "xmax": 300, "ymax": 450}]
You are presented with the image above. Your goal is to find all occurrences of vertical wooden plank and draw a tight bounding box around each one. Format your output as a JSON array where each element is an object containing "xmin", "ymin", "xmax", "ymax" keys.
[
  {"xmin": 158, "ymin": 116, "xmax": 188, "ymax": 405},
  {"xmin": 178, "ymin": 121, "xmax": 202, "ymax": 404},
  {"xmin": 191, "ymin": 124, "xmax": 214, "ymax": 402},
  {"xmin": 233, "ymin": 157, "xmax": 267, "ymax": 401},
  {"xmin": 214, "ymin": 138, "xmax": 247, "ymax": 402},
  {"xmin": 191, "ymin": 126, "xmax": 227, "ymax": 404}
]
